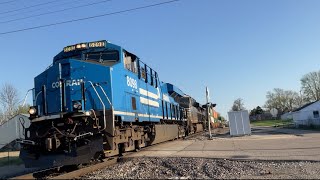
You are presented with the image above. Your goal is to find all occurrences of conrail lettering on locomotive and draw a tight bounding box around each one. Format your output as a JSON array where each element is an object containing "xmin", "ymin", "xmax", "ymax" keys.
[{"xmin": 51, "ymin": 79, "xmax": 84, "ymax": 88}]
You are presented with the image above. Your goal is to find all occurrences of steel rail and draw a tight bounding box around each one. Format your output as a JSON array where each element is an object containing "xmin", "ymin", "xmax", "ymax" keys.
[{"xmin": 50, "ymin": 158, "xmax": 118, "ymax": 179}]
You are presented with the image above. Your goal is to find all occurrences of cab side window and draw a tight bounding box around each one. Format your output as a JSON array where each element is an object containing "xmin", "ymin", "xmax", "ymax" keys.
[
  {"xmin": 136, "ymin": 59, "xmax": 158, "ymax": 88},
  {"xmin": 141, "ymin": 67, "xmax": 146, "ymax": 80},
  {"xmin": 124, "ymin": 51, "xmax": 137, "ymax": 74}
]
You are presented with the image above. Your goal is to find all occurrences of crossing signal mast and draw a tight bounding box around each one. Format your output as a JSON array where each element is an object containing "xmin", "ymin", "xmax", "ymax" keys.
[{"xmin": 206, "ymin": 87, "xmax": 212, "ymax": 139}]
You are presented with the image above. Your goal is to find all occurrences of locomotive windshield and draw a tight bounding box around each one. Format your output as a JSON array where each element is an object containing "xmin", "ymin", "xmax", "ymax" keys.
[
  {"xmin": 54, "ymin": 50, "xmax": 120, "ymax": 66},
  {"xmin": 85, "ymin": 51, "xmax": 119, "ymax": 62}
]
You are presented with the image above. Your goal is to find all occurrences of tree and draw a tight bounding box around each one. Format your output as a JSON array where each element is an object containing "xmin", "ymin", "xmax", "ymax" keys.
[
  {"xmin": 0, "ymin": 109, "xmax": 4, "ymax": 125},
  {"xmin": 0, "ymin": 83, "xmax": 19, "ymax": 119},
  {"xmin": 301, "ymin": 71, "xmax": 320, "ymax": 102},
  {"xmin": 295, "ymin": 92, "xmax": 305, "ymax": 107},
  {"xmin": 255, "ymin": 106, "xmax": 264, "ymax": 114},
  {"xmin": 231, "ymin": 98, "xmax": 245, "ymax": 111},
  {"xmin": 250, "ymin": 106, "xmax": 264, "ymax": 116},
  {"xmin": 250, "ymin": 107, "xmax": 257, "ymax": 116},
  {"xmin": 264, "ymin": 88, "xmax": 300, "ymax": 114},
  {"xmin": 15, "ymin": 104, "xmax": 31, "ymax": 115},
  {"xmin": 250, "ymin": 106, "xmax": 264, "ymax": 120}
]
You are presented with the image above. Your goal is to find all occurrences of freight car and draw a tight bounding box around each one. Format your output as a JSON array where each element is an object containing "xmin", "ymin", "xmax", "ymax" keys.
[{"xmin": 19, "ymin": 40, "xmax": 207, "ymax": 168}]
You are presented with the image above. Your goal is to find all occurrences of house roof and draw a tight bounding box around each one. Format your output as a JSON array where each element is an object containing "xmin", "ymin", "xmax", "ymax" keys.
[{"xmin": 292, "ymin": 101, "xmax": 318, "ymax": 112}]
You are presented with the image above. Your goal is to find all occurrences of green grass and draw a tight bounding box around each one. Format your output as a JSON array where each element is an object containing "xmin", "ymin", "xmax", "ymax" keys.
[
  {"xmin": 250, "ymin": 119, "xmax": 294, "ymax": 127},
  {"xmin": 0, "ymin": 157, "xmax": 23, "ymax": 167}
]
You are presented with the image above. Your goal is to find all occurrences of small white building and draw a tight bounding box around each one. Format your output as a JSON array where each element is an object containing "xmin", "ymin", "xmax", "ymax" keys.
[
  {"xmin": 228, "ymin": 110, "xmax": 251, "ymax": 136},
  {"xmin": 292, "ymin": 101, "xmax": 320, "ymax": 126},
  {"xmin": 0, "ymin": 114, "xmax": 30, "ymax": 149}
]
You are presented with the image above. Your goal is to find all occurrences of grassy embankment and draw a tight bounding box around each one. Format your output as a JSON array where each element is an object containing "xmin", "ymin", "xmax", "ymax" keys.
[
  {"xmin": 250, "ymin": 119, "xmax": 293, "ymax": 127},
  {"xmin": 0, "ymin": 156, "xmax": 23, "ymax": 167}
]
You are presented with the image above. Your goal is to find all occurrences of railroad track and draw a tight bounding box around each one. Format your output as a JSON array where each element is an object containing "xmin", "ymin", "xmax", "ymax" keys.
[
  {"xmin": 10, "ymin": 143, "xmax": 168, "ymax": 179},
  {"xmin": 183, "ymin": 131, "xmax": 206, "ymax": 140},
  {"xmin": 51, "ymin": 157, "xmax": 119, "ymax": 179},
  {"xmin": 11, "ymin": 131, "xmax": 206, "ymax": 179},
  {"xmin": 12, "ymin": 156, "xmax": 126, "ymax": 180}
]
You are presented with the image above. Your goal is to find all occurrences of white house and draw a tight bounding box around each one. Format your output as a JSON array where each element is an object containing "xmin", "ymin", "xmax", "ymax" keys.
[
  {"xmin": 292, "ymin": 101, "xmax": 320, "ymax": 126},
  {"xmin": 0, "ymin": 114, "xmax": 30, "ymax": 149},
  {"xmin": 281, "ymin": 112, "xmax": 293, "ymax": 120}
]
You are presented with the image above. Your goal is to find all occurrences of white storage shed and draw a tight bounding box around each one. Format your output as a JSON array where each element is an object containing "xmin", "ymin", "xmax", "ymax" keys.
[
  {"xmin": 0, "ymin": 114, "xmax": 30, "ymax": 149},
  {"xmin": 228, "ymin": 110, "xmax": 251, "ymax": 136}
]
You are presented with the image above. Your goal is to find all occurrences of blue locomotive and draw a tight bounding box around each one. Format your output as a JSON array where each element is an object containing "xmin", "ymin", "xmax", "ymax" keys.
[{"xmin": 20, "ymin": 40, "xmax": 207, "ymax": 168}]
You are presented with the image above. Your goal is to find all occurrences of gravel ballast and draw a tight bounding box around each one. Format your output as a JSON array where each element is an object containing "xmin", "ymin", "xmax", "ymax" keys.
[{"xmin": 81, "ymin": 157, "xmax": 320, "ymax": 179}]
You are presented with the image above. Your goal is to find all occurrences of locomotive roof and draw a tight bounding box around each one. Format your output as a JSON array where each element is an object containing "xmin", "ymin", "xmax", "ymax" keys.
[{"xmin": 165, "ymin": 83, "xmax": 185, "ymax": 97}]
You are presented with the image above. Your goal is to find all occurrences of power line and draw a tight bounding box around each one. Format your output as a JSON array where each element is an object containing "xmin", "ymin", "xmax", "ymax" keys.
[
  {"xmin": 0, "ymin": 0, "xmax": 84, "ymax": 19},
  {"xmin": 0, "ymin": 0, "xmax": 112, "ymax": 24},
  {"xmin": 0, "ymin": 0, "xmax": 62, "ymax": 15},
  {"xmin": 0, "ymin": 0, "xmax": 18, "ymax": 5},
  {"xmin": 0, "ymin": 0, "xmax": 180, "ymax": 35}
]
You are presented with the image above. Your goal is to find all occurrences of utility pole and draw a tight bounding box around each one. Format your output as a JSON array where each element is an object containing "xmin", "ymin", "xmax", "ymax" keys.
[{"xmin": 206, "ymin": 87, "xmax": 212, "ymax": 139}]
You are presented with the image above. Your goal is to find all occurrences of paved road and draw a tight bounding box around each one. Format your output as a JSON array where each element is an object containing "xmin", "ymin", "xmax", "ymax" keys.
[{"xmin": 130, "ymin": 127, "xmax": 320, "ymax": 161}]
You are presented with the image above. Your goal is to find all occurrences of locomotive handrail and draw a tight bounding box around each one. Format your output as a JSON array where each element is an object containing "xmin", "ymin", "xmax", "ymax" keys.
[
  {"xmin": 21, "ymin": 88, "xmax": 34, "ymax": 107},
  {"xmin": 87, "ymin": 81, "xmax": 106, "ymax": 131},
  {"xmin": 97, "ymin": 85, "xmax": 114, "ymax": 133},
  {"xmin": 97, "ymin": 85, "xmax": 113, "ymax": 110},
  {"xmin": 34, "ymin": 91, "xmax": 43, "ymax": 105}
]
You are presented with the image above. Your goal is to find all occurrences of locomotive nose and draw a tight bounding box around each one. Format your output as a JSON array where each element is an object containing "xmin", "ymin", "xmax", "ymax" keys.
[
  {"xmin": 45, "ymin": 60, "xmax": 83, "ymax": 114},
  {"xmin": 32, "ymin": 55, "xmax": 113, "ymax": 119}
]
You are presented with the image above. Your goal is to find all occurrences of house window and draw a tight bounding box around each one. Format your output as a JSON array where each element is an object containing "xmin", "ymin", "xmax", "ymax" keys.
[{"xmin": 313, "ymin": 111, "xmax": 319, "ymax": 118}]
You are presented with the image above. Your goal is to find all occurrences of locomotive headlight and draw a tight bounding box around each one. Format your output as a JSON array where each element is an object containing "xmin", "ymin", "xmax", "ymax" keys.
[
  {"xmin": 28, "ymin": 107, "xmax": 37, "ymax": 115},
  {"xmin": 85, "ymin": 111, "xmax": 92, "ymax": 116},
  {"xmin": 72, "ymin": 101, "xmax": 82, "ymax": 111},
  {"xmin": 76, "ymin": 43, "xmax": 87, "ymax": 49}
]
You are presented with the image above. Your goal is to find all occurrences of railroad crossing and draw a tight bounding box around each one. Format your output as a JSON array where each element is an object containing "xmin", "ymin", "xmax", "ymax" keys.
[{"xmin": 129, "ymin": 127, "xmax": 320, "ymax": 161}]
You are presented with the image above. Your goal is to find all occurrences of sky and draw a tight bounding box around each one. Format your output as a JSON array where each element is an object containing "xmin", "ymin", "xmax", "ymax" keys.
[{"xmin": 0, "ymin": 0, "xmax": 320, "ymax": 118}]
